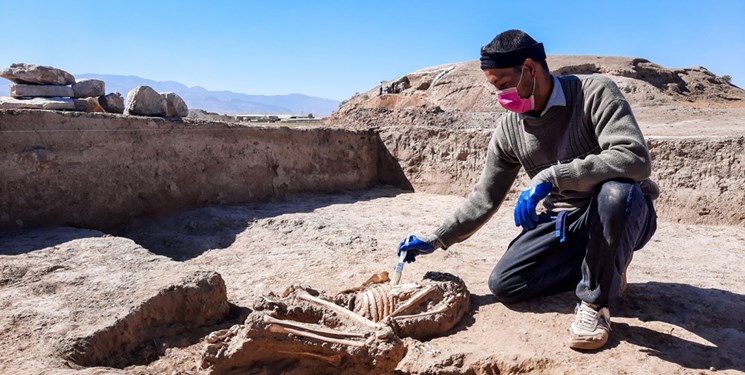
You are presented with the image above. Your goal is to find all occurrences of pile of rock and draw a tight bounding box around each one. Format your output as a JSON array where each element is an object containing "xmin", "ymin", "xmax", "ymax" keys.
[
  {"xmin": 0, "ymin": 63, "xmax": 188, "ymax": 117},
  {"xmin": 125, "ymin": 85, "xmax": 188, "ymax": 117},
  {"xmin": 1, "ymin": 63, "xmax": 122, "ymax": 113}
]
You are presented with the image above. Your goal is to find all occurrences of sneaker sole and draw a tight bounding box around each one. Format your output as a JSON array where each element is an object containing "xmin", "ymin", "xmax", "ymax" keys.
[{"xmin": 568, "ymin": 334, "xmax": 609, "ymax": 350}]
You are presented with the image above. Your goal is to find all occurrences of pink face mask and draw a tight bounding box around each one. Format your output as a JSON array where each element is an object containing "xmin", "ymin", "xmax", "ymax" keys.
[{"xmin": 497, "ymin": 67, "xmax": 535, "ymax": 113}]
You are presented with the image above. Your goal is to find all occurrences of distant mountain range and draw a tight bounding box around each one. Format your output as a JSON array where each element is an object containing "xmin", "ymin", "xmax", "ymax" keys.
[{"xmin": 2, "ymin": 73, "xmax": 340, "ymax": 116}]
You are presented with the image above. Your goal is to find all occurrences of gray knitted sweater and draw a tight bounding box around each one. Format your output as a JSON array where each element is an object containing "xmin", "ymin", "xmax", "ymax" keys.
[{"xmin": 433, "ymin": 74, "xmax": 656, "ymax": 248}]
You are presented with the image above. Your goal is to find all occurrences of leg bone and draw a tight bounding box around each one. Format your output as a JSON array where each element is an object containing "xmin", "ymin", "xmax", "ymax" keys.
[
  {"xmin": 263, "ymin": 315, "xmax": 366, "ymax": 339},
  {"xmin": 267, "ymin": 324, "xmax": 366, "ymax": 347},
  {"xmin": 389, "ymin": 285, "xmax": 435, "ymax": 318},
  {"xmin": 296, "ymin": 291, "xmax": 382, "ymax": 330},
  {"xmin": 391, "ymin": 304, "xmax": 448, "ymax": 321}
]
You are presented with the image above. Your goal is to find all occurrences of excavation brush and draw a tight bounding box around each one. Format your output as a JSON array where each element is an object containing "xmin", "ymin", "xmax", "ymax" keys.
[{"xmin": 391, "ymin": 250, "xmax": 407, "ymax": 285}]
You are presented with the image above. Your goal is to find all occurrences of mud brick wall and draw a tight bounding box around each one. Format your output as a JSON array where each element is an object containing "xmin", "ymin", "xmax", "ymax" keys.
[{"xmin": 0, "ymin": 110, "xmax": 379, "ymax": 230}]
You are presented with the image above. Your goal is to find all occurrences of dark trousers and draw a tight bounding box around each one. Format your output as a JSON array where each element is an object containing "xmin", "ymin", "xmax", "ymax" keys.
[{"xmin": 488, "ymin": 179, "xmax": 657, "ymax": 307}]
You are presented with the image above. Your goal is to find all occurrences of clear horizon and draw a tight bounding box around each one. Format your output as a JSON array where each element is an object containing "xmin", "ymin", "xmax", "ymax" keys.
[{"xmin": 1, "ymin": 0, "xmax": 743, "ymax": 101}]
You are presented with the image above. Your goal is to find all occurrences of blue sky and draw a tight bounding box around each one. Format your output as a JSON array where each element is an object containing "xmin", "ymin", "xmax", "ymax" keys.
[{"xmin": 1, "ymin": 0, "xmax": 743, "ymax": 101}]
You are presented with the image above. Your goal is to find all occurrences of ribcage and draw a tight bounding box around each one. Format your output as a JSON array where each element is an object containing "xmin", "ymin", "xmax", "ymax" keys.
[{"xmin": 352, "ymin": 284, "xmax": 398, "ymax": 322}]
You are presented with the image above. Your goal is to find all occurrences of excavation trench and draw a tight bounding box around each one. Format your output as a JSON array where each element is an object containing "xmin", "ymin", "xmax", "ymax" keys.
[
  {"xmin": 1, "ymin": 111, "xmax": 742, "ymax": 231},
  {"xmin": 1, "ymin": 111, "xmax": 743, "ymax": 374}
]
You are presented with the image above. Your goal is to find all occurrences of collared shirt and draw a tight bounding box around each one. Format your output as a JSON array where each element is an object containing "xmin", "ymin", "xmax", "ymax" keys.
[
  {"xmin": 542, "ymin": 75, "xmax": 566, "ymax": 115},
  {"xmin": 520, "ymin": 74, "xmax": 566, "ymax": 119}
]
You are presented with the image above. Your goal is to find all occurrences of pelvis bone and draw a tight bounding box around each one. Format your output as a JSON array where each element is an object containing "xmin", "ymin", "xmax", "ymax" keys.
[{"xmin": 201, "ymin": 271, "xmax": 470, "ymax": 374}]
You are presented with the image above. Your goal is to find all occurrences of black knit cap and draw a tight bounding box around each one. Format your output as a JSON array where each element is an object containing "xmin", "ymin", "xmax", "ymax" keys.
[{"xmin": 480, "ymin": 42, "xmax": 546, "ymax": 70}]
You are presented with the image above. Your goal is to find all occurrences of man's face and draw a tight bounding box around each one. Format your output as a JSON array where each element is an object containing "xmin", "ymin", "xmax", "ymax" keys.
[
  {"xmin": 483, "ymin": 67, "xmax": 522, "ymax": 92},
  {"xmin": 483, "ymin": 59, "xmax": 536, "ymax": 96},
  {"xmin": 484, "ymin": 68, "xmax": 520, "ymax": 91}
]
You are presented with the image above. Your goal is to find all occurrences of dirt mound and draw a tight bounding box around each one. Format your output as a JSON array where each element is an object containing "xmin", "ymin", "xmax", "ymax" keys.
[
  {"xmin": 0, "ymin": 229, "xmax": 236, "ymax": 373},
  {"xmin": 327, "ymin": 55, "xmax": 745, "ymax": 129},
  {"xmin": 187, "ymin": 108, "xmax": 236, "ymax": 123},
  {"xmin": 64, "ymin": 272, "xmax": 229, "ymax": 369}
]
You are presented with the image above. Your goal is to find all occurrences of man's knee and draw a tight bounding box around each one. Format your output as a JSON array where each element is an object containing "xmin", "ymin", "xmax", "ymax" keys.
[
  {"xmin": 488, "ymin": 269, "xmax": 525, "ymax": 304},
  {"xmin": 596, "ymin": 179, "xmax": 637, "ymax": 216},
  {"xmin": 595, "ymin": 179, "xmax": 651, "ymax": 249}
]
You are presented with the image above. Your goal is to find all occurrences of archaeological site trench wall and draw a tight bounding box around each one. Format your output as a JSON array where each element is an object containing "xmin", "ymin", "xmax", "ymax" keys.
[
  {"xmin": 378, "ymin": 127, "xmax": 745, "ymax": 226},
  {"xmin": 0, "ymin": 110, "xmax": 382, "ymax": 230},
  {"xmin": 1, "ymin": 110, "xmax": 742, "ymax": 231}
]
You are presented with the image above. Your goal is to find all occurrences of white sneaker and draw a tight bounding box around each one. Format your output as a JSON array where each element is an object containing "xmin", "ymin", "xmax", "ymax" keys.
[{"xmin": 568, "ymin": 302, "xmax": 611, "ymax": 350}]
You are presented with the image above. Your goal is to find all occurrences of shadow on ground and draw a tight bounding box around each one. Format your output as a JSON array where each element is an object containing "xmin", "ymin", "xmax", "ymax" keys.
[
  {"xmin": 0, "ymin": 187, "xmax": 409, "ymax": 260},
  {"xmin": 614, "ymin": 282, "xmax": 744, "ymax": 372},
  {"xmin": 447, "ymin": 293, "xmax": 499, "ymax": 335},
  {"xmin": 0, "ymin": 226, "xmax": 105, "ymax": 255},
  {"xmin": 498, "ymin": 282, "xmax": 744, "ymax": 372},
  {"xmin": 118, "ymin": 186, "xmax": 407, "ymax": 261}
]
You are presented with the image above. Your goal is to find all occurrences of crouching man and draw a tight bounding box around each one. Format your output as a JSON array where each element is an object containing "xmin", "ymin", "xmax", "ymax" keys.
[{"xmin": 397, "ymin": 29, "xmax": 658, "ymax": 350}]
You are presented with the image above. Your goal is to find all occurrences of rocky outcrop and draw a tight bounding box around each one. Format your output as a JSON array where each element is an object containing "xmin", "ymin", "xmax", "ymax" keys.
[{"xmin": 0, "ymin": 64, "xmax": 109, "ymax": 113}]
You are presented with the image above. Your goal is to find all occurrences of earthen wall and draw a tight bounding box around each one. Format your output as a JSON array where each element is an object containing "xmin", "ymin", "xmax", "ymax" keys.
[
  {"xmin": 379, "ymin": 127, "xmax": 745, "ymax": 226},
  {"xmin": 2, "ymin": 111, "xmax": 741, "ymax": 230},
  {"xmin": 0, "ymin": 110, "xmax": 380, "ymax": 230}
]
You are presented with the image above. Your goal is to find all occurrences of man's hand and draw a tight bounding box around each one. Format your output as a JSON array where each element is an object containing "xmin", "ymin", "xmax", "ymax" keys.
[
  {"xmin": 397, "ymin": 234, "xmax": 437, "ymax": 263},
  {"xmin": 514, "ymin": 181, "xmax": 552, "ymax": 230}
]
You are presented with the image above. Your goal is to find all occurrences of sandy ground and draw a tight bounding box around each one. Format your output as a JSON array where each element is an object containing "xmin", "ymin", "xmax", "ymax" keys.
[
  {"xmin": 635, "ymin": 106, "xmax": 745, "ymax": 137},
  {"xmin": 2, "ymin": 187, "xmax": 743, "ymax": 374}
]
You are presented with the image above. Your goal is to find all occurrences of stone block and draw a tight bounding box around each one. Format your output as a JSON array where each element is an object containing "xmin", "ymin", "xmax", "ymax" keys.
[
  {"xmin": 73, "ymin": 97, "xmax": 106, "ymax": 113},
  {"xmin": 72, "ymin": 79, "xmax": 105, "ymax": 98},
  {"xmin": 1, "ymin": 63, "xmax": 75, "ymax": 85},
  {"xmin": 98, "ymin": 92, "xmax": 125, "ymax": 114},
  {"xmin": 0, "ymin": 96, "xmax": 75, "ymax": 110},
  {"xmin": 125, "ymin": 85, "xmax": 167, "ymax": 116},
  {"xmin": 10, "ymin": 84, "xmax": 74, "ymax": 98},
  {"xmin": 161, "ymin": 91, "xmax": 189, "ymax": 117}
]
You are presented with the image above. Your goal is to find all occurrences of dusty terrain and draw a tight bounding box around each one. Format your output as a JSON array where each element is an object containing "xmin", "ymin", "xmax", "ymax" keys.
[
  {"xmin": 2, "ymin": 189, "xmax": 743, "ymax": 374},
  {"xmin": 1, "ymin": 55, "xmax": 744, "ymax": 374}
]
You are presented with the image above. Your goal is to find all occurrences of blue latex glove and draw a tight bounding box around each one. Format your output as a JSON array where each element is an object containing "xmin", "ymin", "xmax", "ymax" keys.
[
  {"xmin": 397, "ymin": 234, "xmax": 435, "ymax": 263},
  {"xmin": 514, "ymin": 181, "xmax": 552, "ymax": 230}
]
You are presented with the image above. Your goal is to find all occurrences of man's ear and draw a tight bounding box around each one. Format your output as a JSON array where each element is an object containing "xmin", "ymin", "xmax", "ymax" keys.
[{"xmin": 523, "ymin": 58, "xmax": 536, "ymax": 76}]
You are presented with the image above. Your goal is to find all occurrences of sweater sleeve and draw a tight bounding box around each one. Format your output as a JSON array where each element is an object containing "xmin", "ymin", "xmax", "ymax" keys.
[
  {"xmin": 434, "ymin": 130, "xmax": 521, "ymax": 248},
  {"xmin": 553, "ymin": 78, "xmax": 651, "ymax": 193}
]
